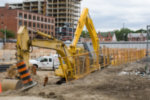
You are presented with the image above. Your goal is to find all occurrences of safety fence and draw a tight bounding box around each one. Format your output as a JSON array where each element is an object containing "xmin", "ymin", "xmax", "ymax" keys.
[
  {"xmin": 59, "ymin": 51, "xmax": 100, "ymax": 81},
  {"xmin": 101, "ymin": 46, "xmax": 146, "ymax": 67},
  {"xmin": 60, "ymin": 47, "xmax": 146, "ymax": 81}
]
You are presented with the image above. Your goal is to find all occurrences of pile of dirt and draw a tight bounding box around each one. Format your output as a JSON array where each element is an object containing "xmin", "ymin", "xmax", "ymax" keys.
[{"xmin": 0, "ymin": 59, "xmax": 150, "ymax": 100}]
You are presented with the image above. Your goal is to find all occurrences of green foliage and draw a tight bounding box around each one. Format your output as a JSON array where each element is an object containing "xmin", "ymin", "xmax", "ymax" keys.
[
  {"xmin": 135, "ymin": 29, "xmax": 147, "ymax": 33},
  {"xmin": 0, "ymin": 29, "xmax": 15, "ymax": 38},
  {"xmin": 81, "ymin": 30, "xmax": 89, "ymax": 38},
  {"xmin": 115, "ymin": 28, "xmax": 134, "ymax": 41}
]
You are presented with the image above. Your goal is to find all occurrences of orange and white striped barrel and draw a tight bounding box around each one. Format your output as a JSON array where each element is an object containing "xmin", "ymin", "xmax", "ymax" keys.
[{"xmin": 16, "ymin": 61, "xmax": 33, "ymax": 86}]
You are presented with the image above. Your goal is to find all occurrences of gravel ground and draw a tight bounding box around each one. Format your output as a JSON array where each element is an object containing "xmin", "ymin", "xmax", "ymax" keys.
[{"xmin": 0, "ymin": 58, "xmax": 150, "ymax": 100}]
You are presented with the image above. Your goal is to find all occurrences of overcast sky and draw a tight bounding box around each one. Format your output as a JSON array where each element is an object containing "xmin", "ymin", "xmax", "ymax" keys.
[{"xmin": 1, "ymin": 0, "xmax": 150, "ymax": 31}]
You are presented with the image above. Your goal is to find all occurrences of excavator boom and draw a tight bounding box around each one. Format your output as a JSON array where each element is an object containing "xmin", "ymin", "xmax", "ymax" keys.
[{"xmin": 70, "ymin": 8, "xmax": 99, "ymax": 54}]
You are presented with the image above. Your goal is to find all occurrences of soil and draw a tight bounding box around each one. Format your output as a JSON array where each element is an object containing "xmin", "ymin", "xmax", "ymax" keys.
[{"xmin": 0, "ymin": 59, "xmax": 150, "ymax": 100}]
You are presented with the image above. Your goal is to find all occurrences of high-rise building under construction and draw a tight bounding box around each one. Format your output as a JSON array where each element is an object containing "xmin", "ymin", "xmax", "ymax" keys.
[{"xmin": 9, "ymin": 0, "xmax": 82, "ymax": 40}]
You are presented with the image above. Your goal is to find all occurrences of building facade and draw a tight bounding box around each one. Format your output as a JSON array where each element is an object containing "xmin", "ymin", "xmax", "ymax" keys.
[
  {"xmin": 98, "ymin": 32, "xmax": 117, "ymax": 42},
  {"xmin": 128, "ymin": 33, "xmax": 147, "ymax": 41},
  {"xmin": 0, "ymin": 5, "xmax": 55, "ymax": 38},
  {"xmin": 9, "ymin": 0, "xmax": 82, "ymax": 41}
]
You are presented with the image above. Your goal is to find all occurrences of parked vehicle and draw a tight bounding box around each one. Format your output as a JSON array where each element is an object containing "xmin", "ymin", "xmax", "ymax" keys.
[{"xmin": 29, "ymin": 55, "xmax": 59, "ymax": 70}]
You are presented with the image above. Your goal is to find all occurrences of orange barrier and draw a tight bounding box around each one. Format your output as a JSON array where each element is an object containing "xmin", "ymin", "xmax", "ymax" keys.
[
  {"xmin": 16, "ymin": 61, "xmax": 33, "ymax": 85},
  {"xmin": 0, "ymin": 82, "xmax": 2, "ymax": 93},
  {"xmin": 101, "ymin": 47, "xmax": 146, "ymax": 67}
]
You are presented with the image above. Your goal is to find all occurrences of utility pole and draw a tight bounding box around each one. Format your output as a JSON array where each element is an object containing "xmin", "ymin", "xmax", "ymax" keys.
[
  {"xmin": 123, "ymin": 23, "xmax": 125, "ymax": 29},
  {"xmin": 146, "ymin": 25, "xmax": 150, "ymax": 56},
  {"xmin": 146, "ymin": 25, "xmax": 150, "ymax": 74}
]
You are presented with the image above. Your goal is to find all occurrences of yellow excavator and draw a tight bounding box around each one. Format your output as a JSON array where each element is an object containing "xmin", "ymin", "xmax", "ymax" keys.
[
  {"xmin": 16, "ymin": 8, "xmax": 100, "ymax": 81},
  {"xmin": 2, "ymin": 8, "xmax": 100, "ymax": 91}
]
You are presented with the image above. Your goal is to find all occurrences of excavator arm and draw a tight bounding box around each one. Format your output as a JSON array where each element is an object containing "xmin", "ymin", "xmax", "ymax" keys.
[
  {"xmin": 70, "ymin": 8, "xmax": 99, "ymax": 54},
  {"xmin": 17, "ymin": 26, "xmax": 74, "ymax": 78}
]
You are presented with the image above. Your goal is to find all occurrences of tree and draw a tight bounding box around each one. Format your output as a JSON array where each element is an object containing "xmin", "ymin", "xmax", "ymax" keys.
[
  {"xmin": 81, "ymin": 30, "xmax": 89, "ymax": 38},
  {"xmin": 135, "ymin": 29, "xmax": 147, "ymax": 33},
  {"xmin": 115, "ymin": 28, "xmax": 134, "ymax": 41},
  {"xmin": 0, "ymin": 29, "xmax": 15, "ymax": 39}
]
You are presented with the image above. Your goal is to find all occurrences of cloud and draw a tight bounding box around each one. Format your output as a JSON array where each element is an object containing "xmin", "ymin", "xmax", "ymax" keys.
[
  {"xmin": 81, "ymin": 0, "xmax": 150, "ymax": 31},
  {"xmin": 1, "ymin": 0, "xmax": 150, "ymax": 31},
  {"xmin": 0, "ymin": 0, "xmax": 23, "ymax": 6}
]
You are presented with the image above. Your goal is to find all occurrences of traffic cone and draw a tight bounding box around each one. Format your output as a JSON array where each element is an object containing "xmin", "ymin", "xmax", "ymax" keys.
[{"xmin": 0, "ymin": 82, "xmax": 2, "ymax": 93}]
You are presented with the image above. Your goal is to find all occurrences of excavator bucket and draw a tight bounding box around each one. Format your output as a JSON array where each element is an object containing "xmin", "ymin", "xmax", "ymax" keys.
[{"xmin": 1, "ymin": 79, "xmax": 23, "ymax": 92}]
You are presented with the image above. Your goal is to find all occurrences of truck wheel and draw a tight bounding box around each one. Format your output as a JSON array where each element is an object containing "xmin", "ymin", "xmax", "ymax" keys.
[{"xmin": 33, "ymin": 64, "xmax": 38, "ymax": 69}]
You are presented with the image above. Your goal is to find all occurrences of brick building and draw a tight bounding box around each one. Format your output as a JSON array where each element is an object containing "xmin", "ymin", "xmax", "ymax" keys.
[
  {"xmin": 98, "ymin": 32, "xmax": 117, "ymax": 42},
  {"xmin": 0, "ymin": 4, "xmax": 55, "ymax": 38},
  {"xmin": 9, "ymin": 0, "xmax": 82, "ymax": 41},
  {"xmin": 128, "ymin": 33, "xmax": 147, "ymax": 41}
]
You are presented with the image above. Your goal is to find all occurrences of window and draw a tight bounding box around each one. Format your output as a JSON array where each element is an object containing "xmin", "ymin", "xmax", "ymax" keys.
[
  {"xmin": 29, "ymin": 15, "xmax": 32, "ymax": 19},
  {"xmin": 33, "ymin": 16, "xmax": 36, "ymax": 20},
  {"xmin": 41, "ymin": 17, "xmax": 43, "ymax": 21},
  {"xmin": 24, "ymin": 21, "xmax": 27, "ymax": 26},
  {"xmin": 45, "ymin": 25, "xmax": 47, "ymax": 29},
  {"xmin": 40, "ymin": 58, "xmax": 48, "ymax": 62},
  {"xmin": 37, "ymin": 23, "xmax": 40, "ymax": 28},
  {"xmin": 49, "ymin": 58, "xmax": 52, "ymax": 62},
  {"xmin": 51, "ymin": 26, "xmax": 53, "ymax": 29},
  {"xmin": 41, "ymin": 24, "xmax": 43, "ymax": 28},
  {"xmin": 29, "ymin": 22, "xmax": 31, "ymax": 27},
  {"xmin": 19, "ymin": 13, "xmax": 22, "ymax": 18},
  {"xmin": 24, "ymin": 14, "xmax": 27, "ymax": 19},
  {"xmin": 51, "ymin": 19, "xmax": 54, "ymax": 23},
  {"xmin": 19, "ymin": 20, "xmax": 22, "ymax": 26},
  {"xmin": 48, "ymin": 19, "xmax": 50, "ymax": 23},
  {"xmin": 37, "ymin": 17, "xmax": 40, "ymax": 21},
  {"xmin": 45, "ymin": 18, "xmax": 47, "ymax": 22},
  {"xmin": 48, "ymin": 25, "xmax": 50, "ymax": 29},
  {"xmin": 33, "ymin": 23, "xmax": 36, "ymax": 27},
  {"xmin": 48, "ymin": 32, "xmax": 50, "ymax": 35}
]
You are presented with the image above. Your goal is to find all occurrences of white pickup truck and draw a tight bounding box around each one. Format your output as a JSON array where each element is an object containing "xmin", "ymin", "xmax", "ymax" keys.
[{"xmin": 29, "ymin": 55, "xmax": 60, "ymax": 70}]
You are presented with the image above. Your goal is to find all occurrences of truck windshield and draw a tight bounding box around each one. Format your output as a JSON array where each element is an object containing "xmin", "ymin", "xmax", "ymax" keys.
[{"xmin": 36, "ymin": 57, "xmax": 42, "ymax": 61}]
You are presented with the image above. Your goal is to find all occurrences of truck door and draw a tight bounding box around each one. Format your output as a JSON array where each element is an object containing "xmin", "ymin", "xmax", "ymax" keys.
[
  {"xmin": 40, "ymin": 58, "xmax": 49, "ymax": 69},
  {"xmin": 48, "ymin": 58, "xmax": 53, "ymax": 69}
]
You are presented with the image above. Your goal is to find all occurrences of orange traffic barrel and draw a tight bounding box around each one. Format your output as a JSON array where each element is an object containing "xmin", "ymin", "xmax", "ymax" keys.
[
  {"xmin": 0, "ymin": 82, "xmax": 2, "ymax": 93},
  {"xmin": 16, "ymin": 61, "xmax": 33, "ymax": 86}
]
